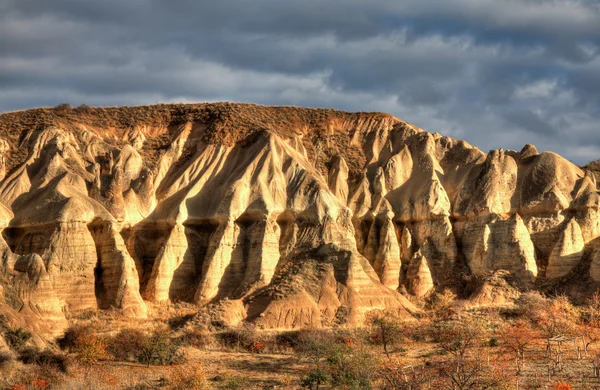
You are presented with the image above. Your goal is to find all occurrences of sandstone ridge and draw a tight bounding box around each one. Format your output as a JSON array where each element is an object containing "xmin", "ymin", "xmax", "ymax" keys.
[{"xmin": 0, "ymin": 102, "xmax": 598, "ymax": 337}]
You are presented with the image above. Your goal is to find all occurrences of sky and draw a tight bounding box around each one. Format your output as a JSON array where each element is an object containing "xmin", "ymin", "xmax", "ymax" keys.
[{"xmin": 1, "ymin": 1, "xmax": 599, "ymax": 163}]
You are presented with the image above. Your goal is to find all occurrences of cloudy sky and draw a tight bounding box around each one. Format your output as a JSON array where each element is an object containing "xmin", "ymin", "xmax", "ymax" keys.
[{"xmin": 1, "ymin": 1, "xmax": 599, "ymax": 163}]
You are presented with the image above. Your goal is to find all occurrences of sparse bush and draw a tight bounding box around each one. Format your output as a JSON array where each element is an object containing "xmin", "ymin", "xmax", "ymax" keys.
[
  {"xmin": 326, "ymin": 346, "xmax": 374, "ymax": 389},
  {"xmin": 177, "ymin": 328, "xmax": 213, "ymax": 349},
  {"xmin": 74, "ymin": 104, "xmax": 93, "ymax": 114},
  {"xmin": 403, "ymin": 321, "xmax": 429, "ymax": 343},
  {"xmin": 333, "ymin": 328, "xmax": 359, "ymax": 348},
  {"xmin": 4, "ymin": 327, "xmax": 32, "ymax": 351},
  {"xmin": 301, "ymin": 368, "xmax": 330, "ymax": 389},
  {"xmin": 295, "ymin": 329, "xmax": 336, "ymax": 364},
  {"xmin": 273, "ymin": 330, "xmax": 303, "ymax": 351},
  {"xmin": 18, "ymin": 348, "xmax": 70, "ymax": 373},
  {"xmin": 0, "ymin": 349, "xmax": 14, "ymax": 369},
  {"xmin": 216, "ymin": 325, "xmax": 268, "ymax": 353},
  {"xmin": 103, "ymin": 328, "xmax": 186, "ymax": 366},
  {"xmin": 137, "ymin": 330, "xmax": 186, "ymax": 366},
  {"xmin": 514, "ymin": 291, "xmax": 547, "ymax": 320},
  {"xmin": 53, "ymin": 103, "xmax": 72, "ymax": 112},
  {"xmin": 296, "ymin": 328, "xmax": 374, "ymax": 390}
]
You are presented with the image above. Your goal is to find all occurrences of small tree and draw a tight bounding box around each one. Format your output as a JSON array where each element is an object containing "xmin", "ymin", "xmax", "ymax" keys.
[
  {"xmin": 500, "ymin": 320, "xmax": 539, "ymax": 374},
  {"xmin": 376, "ymin": 358, "xmax": 430, "ymax": 389},
  {"xmin": 436, "ymin": 358, "xmax": 502, "ymax": 390},
  {"xmin": 581, "ymin": 291, "xmax": 600, "ymax": 355},
  {"xmin": 365, "ymin": 310, "xmax": 403, "ymax": 356},
  {"xmin": 430, "ymin": 320, "xmax": 504, "ymax": 390},
  {"xmin": 432, "ymin": 320, "xmax": 483, "ymax": 362},
  {"xmin": 297, "ymin": 330, "xmax": 335, "ymax": 389}
]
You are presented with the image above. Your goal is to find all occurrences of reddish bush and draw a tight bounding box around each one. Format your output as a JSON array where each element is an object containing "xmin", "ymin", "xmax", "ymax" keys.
[
  {"xmin": 32, "ymin": 377, "xmax": 49, "ymax": 390},
  {"xmin": 249, "ymin": 340, "xmax": 265, "ymax": 354},
  {"xmin": 554, "ymin": 382, "xmax": 573, "ymax": 390}
]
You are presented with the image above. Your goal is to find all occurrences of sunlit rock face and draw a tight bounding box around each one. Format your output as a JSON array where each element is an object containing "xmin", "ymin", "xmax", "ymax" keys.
[{"xmin": 0, "ymin": 102, "xmax": 599, "ymax": 332}]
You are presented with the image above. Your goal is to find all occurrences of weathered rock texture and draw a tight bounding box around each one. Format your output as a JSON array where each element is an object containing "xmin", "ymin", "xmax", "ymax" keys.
[{"xmin": 0, "ymin": 103, "xmax": 599, "ymax": 333}]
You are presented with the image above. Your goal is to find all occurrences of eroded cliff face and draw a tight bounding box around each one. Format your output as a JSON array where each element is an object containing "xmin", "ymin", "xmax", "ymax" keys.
[{"xmin": 0, "ymin": 103, "xmax": 599, "ymax": 334}]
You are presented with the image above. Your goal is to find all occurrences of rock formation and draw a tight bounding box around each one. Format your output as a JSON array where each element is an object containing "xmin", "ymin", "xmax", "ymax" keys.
[{"xmin": 0, "ymin": 102, "xmax": 599, "ymax": 334}]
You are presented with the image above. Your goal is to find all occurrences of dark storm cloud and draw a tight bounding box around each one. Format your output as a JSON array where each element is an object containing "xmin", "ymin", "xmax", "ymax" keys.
[{"xmin": 1, "ymin": 0, "xmax": 599, "ymax": 163}]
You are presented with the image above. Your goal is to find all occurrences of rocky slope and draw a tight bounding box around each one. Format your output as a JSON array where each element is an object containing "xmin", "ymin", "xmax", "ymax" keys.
[{"xmin": 0, "ymin": 103, "xmax": 599, "ymax": 338}]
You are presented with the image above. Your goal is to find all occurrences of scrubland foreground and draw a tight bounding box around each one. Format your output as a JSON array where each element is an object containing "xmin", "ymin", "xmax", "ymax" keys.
[{"xmin": 3, "ymin": 290, "xmax": 600, "ymax": 389}]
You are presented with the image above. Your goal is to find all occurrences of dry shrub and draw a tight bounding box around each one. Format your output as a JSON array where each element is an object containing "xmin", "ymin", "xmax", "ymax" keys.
[
  {"xmin": 514, "ymin": 291, "xmax": 548, "ymax": 319},
  {"xmin": 0, "ymin": 317, "xmax": 32, "ymax": 351},
  {"xmin": 58, "ymin": 325, "xmax": 94, "ymax": 351},
  {"xmin": 322, "ymin": 345, "xmax": 375, "ymax": 389},
  {"xmin": 4, "ymin": 328, "xmax": 32, "ymax": 351},
  {"xmin": 31, "ymin": 364, "xmax": 65, "ymax": 387},
  {"xmin": 425, "ymin": 289, "xmax": 457, "ymax": 319},
  {"xmin": 53, "ymin": 104, "xmax": 72, "ymax": 112},
  {"xmin": 402, "ymin": 321, "xmax": 430, "ymax": 343},
  {"xmin": 102, "ymin": 328, "xmax": 186, "ymax": 366},
  {"xmin": 52, "ymin": 365, "xmax": 122, "ymax": 390},
  {"xmin": 514, "ymin": 292, "xmax": 580, "ymax": 337},
  {"xmin": 272, "ymin": 329, "xmax": 343, "ymax": 353},
  {"xmin": 168, "ymin": 365, "xmax": 208, "ymax": 390},
  {"xmin": 0, "ymin": 349, "xmax": 14, "ymax": 369},
  {"xmin": 18, "ymin": 348, "xmax": 70, "ymax": 373},
  {"xmin": 177, "ymin": 328, "xmax": 214, "ymax": 349},
  {"xmin": 297, "ymin": 329, "xmax": 375, "ymax": 389},
  {"xmin": 58, "ymin": 325, "xmax": 108, "ymax": 364},
  {"xmin": 295, "ymin": 329, "xmax": 336, "ymax": 360},
  {"xmin": 216, "ymin": 325, "xmax": 269, "ymax": 353},
  {"xmin": 538, "ymin": 296, "xmax": 579, "ymax": 338},
  {"xmin": 105, "ymin": 328, "xmax": 148, "ymax": 361},
  {"xmin": 273, "ymin": 330, "xmax": 303, "ymax": 351},
  {"xmin": 137, "ymin": 330, "xmax": 186, "ymax": 366},
  {"xmin": 333, "ymin": 328, "xmax": 359, "ymax": 349}
]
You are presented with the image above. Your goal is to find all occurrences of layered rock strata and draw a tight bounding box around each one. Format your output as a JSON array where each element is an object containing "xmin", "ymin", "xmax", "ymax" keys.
[{"xmin": 0, "ymin": 103, "xmax": 599, "ymax": 333}]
